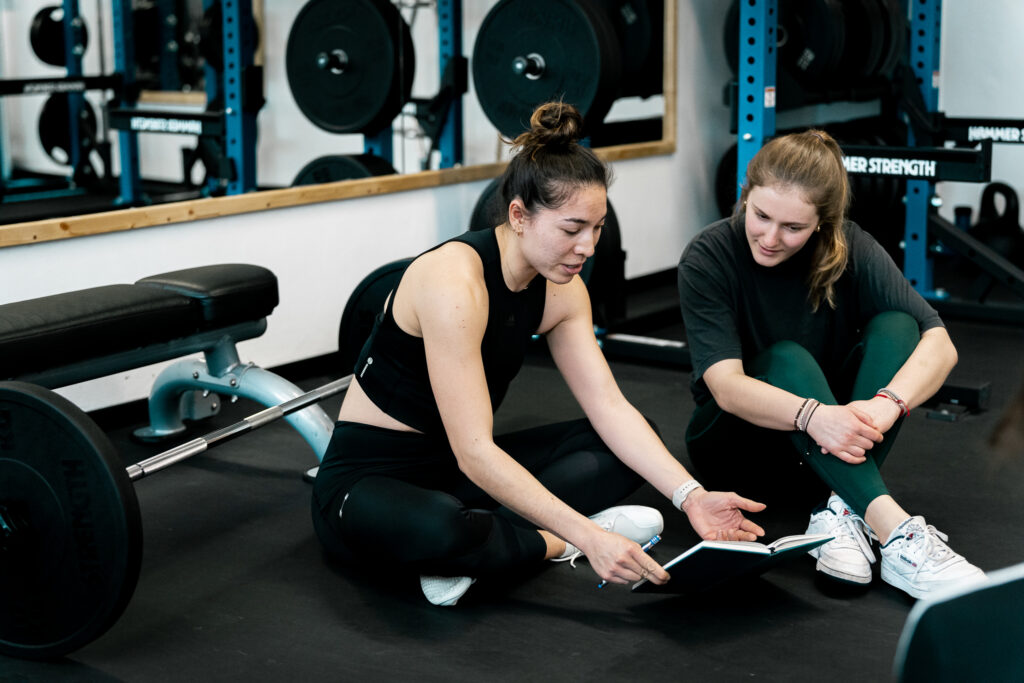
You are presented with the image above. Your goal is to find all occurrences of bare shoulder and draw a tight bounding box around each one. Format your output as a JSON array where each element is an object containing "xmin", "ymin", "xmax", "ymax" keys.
[
  {"xmin": 404, "ymin": 241, "xmax": 482, "ymax": 289},
  {"xmin": 395, "ymin": 241, "xmax": 488, "ymax": 336}
]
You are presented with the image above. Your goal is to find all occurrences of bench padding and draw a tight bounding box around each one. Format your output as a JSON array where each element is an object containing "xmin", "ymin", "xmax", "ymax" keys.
[{"xmin": 0, "ymin": 264, "xmax": 278, "ymax": 381}]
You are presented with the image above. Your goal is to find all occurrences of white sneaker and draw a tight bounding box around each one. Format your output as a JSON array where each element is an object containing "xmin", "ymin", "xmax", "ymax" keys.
[
  {"xmin": 420, "ymin": 575, "xmax": 476, "ymax": 606},
  {"xmin": 880, "ymin": 516, "xmax": 986, "ymax": 599},
  {"xmin": 805, "ymin": 495, "xmax": 875, "ymax": 585},
  {"xmin": 552, "ymin": 505, "xmax": 664, "ymax": 568}
]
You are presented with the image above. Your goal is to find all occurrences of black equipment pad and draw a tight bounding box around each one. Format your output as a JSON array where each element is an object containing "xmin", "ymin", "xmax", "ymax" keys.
[
  {"xmin": 0, "ymin": 264, "xmax": 278, "ymax": 383},
  {"xmin": 0, "ymin": 286, "xmax": 195, "ymax": 380},
  {"xmin": 0, "ymin": 381, "xmax": 142, "ymax": 659},
  {"xmin": 136, "ymin": 263, "xmax": 279, "ymax": 326}
]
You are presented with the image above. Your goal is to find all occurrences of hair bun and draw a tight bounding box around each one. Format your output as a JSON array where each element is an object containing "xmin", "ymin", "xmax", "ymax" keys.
[{"xmin": 512, "ymin": 101, "xmax": 585, "ymax": 153}]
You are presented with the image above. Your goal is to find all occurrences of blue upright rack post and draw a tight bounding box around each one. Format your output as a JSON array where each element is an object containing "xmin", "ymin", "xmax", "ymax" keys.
[
  {"xmin": 436, "ymin": 0, "xmax": 463, "ymax": 168},
  {"xmin": 735, "ymin": 0, "xmax": 777, "ymax": 200},
  {"xmin": 111, "ymin": 0, "xmax": 143, "ymax": 204},
  {"xmin": 60, "ymin": 0, "xmax": 88, "ymax": 178},
  {"xmin": 364, "ymin": 128, "xmax": 394, "ymax": 163},
  {"xmin": 903, "ymin": 0, "xmax": 943, "ymax": 297},
  {"xmin": 156, "ymin": 0, "xmax": 182, "ymax": 92},
  {"xmin": 217, "ymin": 0, "xmax": 258, "ymax": 195}
]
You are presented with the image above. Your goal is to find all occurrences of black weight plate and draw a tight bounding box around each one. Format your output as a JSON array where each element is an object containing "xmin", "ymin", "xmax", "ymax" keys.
[
  {"xmin": 37, "ymin": 93, "xmax": 98, "ymax": 165},
  {"xmin": 715, "ymin": 142, "xmax": 739, "ymax": 219},
  {"xmin": 337, "ymin": 259, "xmax": 414, "ymax": 375},
  {"xmin": 30, "ymin": 5, "xmax": 89, "ymax": 68},
  {"xmin": 837, "ymin": 0, "xmax": 885, "ymax": 82},
  {"xmin": 286, "ymin": 0, "xmax": 415, "ymax": 135},
  {"xmin": 0, "ymin": 381, "xmax": 142, "ymax": 660},
  {"xmin": 468, "ymin": 177, "xmax": 505, "ymax": 233},
  {"xmin": 472, "ymin": 0, "xmax": 623, "ymax": 138},
  {"xmin": 777, "ymin": 0, "xmax": 846, "ymax": 89},
  {"xmin": 593, "ymin": 0, "xmax": 652, "ymax": 88},
  {"xmin": 292, "ymin": 153, "xmax": 397, "ymax": 186},
  {"xmin": 723, "ymin": 1, "xmax": 739, "ymax": 76},
  {"xmin": 874, "ymin": 0, "xmax": 906, "ymax": 79}
]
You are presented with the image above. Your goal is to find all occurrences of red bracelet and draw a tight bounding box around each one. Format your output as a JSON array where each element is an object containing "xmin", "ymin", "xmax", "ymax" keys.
[{"xmin": 874, "ymin": 388, "xmax": 909, "ymax": 417}]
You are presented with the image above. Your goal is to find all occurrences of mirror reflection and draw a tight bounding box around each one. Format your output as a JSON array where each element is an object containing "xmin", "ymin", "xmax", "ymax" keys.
[{"xmin": 0, "ymin": 1, "xmax": 668, "ymax": 227}]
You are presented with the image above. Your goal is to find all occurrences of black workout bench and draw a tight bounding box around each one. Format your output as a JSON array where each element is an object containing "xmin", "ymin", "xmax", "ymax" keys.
[{"xmin": 0, "ymin": 264, "xmax": 335, "ymax": 457}]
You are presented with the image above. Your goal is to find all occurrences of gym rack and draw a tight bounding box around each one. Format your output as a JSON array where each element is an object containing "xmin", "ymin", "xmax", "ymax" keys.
[
  {"xmin": 106, "ymin": 0, "xmax": 261, "ymax": 201},
  {"xmin": 0, "ymin": 0, "xmax": 112, "ymax": 204},
  {"xmin": 733, "ymin": 0, "xmax": 1024, "ymax": 326}
]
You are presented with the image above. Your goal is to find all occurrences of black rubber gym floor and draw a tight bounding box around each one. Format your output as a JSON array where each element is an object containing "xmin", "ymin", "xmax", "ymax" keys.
[{"xmin": 4, "ymin": 315, "xmax": 1023, "ymax": 682}]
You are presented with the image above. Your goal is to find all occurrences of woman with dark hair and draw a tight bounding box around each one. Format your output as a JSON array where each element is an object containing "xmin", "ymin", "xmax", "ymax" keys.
[
  {"xmin": 312, "ymin": 102, "xmax": 765, "ymax": 606},
  {"xmin": 678, "ymin": 129, "xmax": 985, "ymax": 599}
]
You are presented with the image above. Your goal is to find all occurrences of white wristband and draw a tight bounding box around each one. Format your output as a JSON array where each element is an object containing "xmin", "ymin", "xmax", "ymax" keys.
[{"xmin": 672, "ymin": 479, "xmax": 702, "ymax": 511}]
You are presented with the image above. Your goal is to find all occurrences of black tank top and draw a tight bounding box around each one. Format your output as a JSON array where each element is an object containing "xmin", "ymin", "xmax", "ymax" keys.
[{"xmin": 354, "ymin": 228, "xmax": 547, "ymax": 434}]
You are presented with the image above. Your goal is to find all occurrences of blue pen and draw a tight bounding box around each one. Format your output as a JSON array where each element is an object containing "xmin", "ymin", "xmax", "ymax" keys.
[{"xmin": 597, "ymin": 534, "xmax": 661, "ymax": 588}]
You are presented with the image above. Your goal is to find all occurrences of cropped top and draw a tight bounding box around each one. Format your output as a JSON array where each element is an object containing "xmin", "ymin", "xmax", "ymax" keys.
[{"xmin": 354, "ymin": 228, "xmax": 547, "ymax": 434}]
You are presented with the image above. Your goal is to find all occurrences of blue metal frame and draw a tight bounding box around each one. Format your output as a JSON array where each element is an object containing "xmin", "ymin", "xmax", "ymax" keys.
[
  {"xmin": 218, "ymin": 0, "xmax": 257, "ymax": 195},
  {"xmin": 364, "ymin": 128, "xmax": 394, "ymax": 161},
  {"xmin": 61, "ymin": 0, "xmax": 86, "ymax": 175},
  {"xmin": 111, "ymin": 0, "xmax": 143, "ymax": 204},
  {"xmin": 157, "ymin": 0, "xmax": 182, "ymax": 91},
  {"xmin": 903, "ymin": 0, "xmax": 944, "ymax": 298},
  {"xmin": 735, "ymin": 0, "xmax": 777, "ymax": 200},
  {"xmin": 436, "ymin": 0, "xmax": 463, "ymax": 168}
]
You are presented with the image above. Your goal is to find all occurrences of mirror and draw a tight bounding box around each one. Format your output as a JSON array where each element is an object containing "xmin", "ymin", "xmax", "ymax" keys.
[{"xmin": 0, "ymin": 0, "xmax": 675, "ymax": 243}]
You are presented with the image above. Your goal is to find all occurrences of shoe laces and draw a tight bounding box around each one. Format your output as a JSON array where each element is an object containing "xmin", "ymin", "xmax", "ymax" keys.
[
  {"xmin": 554, "ymin": 543, "xmax": 584, "ymax": 568},
  {"xmin": 825, "ymin": 507, "xmax": 875, "ymax": 564},
  {"xmin": 905, "ymin": 523, "xmax": 953, "ymax": 566}
]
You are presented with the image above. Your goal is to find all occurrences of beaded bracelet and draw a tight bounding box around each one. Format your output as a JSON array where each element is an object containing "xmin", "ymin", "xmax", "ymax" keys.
[
  {"xmin": 875, "ymin": 388, "xmax": 909, "ymax": 417},
  {"xmin": 793, "ymin": 397, "xmax": 812, "ymax": 430},
  {"xmin": 802, "ymin": 400, "xmax": 821, "ymax": 431},
  {"xmin": 672, "ymin": 479, "xmax": 703, "ymax": 511},
  {"xmin": 794, "ymin": 397, "xmax": 820, "ymax": 432}
]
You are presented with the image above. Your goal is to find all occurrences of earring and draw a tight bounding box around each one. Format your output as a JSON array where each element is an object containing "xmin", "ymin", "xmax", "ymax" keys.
[{"xmin": 815, "ymin": 225, "xmax": 821, "ymax": 232}]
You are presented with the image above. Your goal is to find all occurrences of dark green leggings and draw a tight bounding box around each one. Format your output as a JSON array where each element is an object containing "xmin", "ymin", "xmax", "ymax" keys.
[{"xmin": 686, "ymin": 312, "xmax": 920, "ymax": 517}]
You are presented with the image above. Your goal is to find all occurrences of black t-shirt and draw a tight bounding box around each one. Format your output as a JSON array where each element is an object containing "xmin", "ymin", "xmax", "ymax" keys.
[
  {"xmin": 677, "ymin": 217, "xmax": 943, "ymax": 405},
  {"xmin": 355, "ymin": 228, "xmax": 547, "ymax": 434}
]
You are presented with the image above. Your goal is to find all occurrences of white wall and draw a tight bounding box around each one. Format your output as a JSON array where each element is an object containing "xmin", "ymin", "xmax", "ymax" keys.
[
  {"xmin": 1, "ymin": 1, "xmax": 1021, "ymax": 411},
  {"xmin": 937, "ymin": 0, "xmax": 1024, "ymax": 221}
]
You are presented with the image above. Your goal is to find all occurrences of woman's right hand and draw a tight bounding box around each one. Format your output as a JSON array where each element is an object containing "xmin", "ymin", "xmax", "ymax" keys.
[
  {"xmin": 579, "ymin": 531, "xmax": 669, "ymax": 586},
  {"xmin": 805, "ymin": 403, "xmax": 883, "ymax": 464}
]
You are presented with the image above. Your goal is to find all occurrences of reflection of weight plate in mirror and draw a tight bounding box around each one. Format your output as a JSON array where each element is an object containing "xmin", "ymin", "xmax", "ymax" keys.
[
  {"xmin": 292, "ymin": 154, "xmax": 397, "ymax": 186},
  {"xmin": 472, "ymin": 0, "xmax": 623, "ymax": 138},
  {"xmin": 37, "ymin": 94, "xmax": 98, "ymax": 165},
  {"xmin": 286, "ymin": 0, "xmax": 415, "ymax": 135},
  {"xmin": 30, "ymin": 5, "xmax": 89, "ymax": 67}
]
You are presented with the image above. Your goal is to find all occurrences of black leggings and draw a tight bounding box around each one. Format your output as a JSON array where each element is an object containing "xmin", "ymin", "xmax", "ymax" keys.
[{"xmin": 311, "ymin": 418, "xmax": 644, "ymax": 577}]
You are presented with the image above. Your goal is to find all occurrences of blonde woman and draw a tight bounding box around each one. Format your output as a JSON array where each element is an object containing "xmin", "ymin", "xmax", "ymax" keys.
[{"xmin": 678, "ymin": 130, "xmax": 984, "ymax": 599}]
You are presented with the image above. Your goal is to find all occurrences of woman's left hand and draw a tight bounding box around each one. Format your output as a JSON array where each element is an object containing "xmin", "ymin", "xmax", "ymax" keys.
[
  {"xmin": 846, "ymin": 397, "xmax": 902, "ymax": 435},
  {"xmin": 683, "ymin": 489, "xmax": 767, "ymax": 541}
]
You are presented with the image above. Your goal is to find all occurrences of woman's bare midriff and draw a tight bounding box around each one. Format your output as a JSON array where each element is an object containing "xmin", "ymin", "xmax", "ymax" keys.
[{"xmin": 337, "ymin": 376, "xmax": 422, "ymax": 433}]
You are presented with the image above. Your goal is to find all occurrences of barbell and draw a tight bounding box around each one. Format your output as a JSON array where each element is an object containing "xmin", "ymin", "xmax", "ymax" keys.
[{"xmin": 0, "ymin": 375, "xmax": 351, "ymax": 660}]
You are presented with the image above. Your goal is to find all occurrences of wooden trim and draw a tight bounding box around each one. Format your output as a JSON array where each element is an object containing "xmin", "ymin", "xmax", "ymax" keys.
[
  {"xmin": 662, "ymin": 0, "xmax": 678, "ymax": 149},
  {"xmin": 0, "ymin": 1, "xmax": 677, "ymax": 250},
  {"xmin": 137, "ymin": 91, "xmax": 206, "ymax": 106}
]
